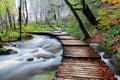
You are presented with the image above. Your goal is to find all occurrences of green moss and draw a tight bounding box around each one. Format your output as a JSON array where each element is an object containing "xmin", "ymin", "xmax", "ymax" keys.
[
  {"xmin": 116, "ymin": 52, "xmax": 120, "ymax": 60},
  {"xmin": 27, "ymin": 58, "xmax": 34, "ymax": 61},
  {"xmin": 0, "ymin": 48, "xmax": 12, "ymax": 55},
  {"xmin": 29, "ymin": 71, "xmax": 55, "ymax": 80}
]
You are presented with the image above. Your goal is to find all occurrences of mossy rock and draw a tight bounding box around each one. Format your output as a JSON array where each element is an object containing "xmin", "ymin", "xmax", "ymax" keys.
[
  {"xmin": 110, "ymin": 59, "xmax": 120, "ymax": 75},
  {"xmin": 99, "ymin": 45, "xmax": 117, "ymax": 58},
  {"xmin": 0, "ymin": 48, "xmax": 13, "ymax": 55},
  {"xmin": 103, "ymin": 50, "xmax": 117, "ymax": 59},
  {"xmin": 27, "ymin": 58, "xmax": 34, "ymax": 61}
]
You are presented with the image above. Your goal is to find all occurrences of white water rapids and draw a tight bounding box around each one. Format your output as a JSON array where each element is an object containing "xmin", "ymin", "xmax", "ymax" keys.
[{"xmin": 0, "ymin": 35, "xmax": 63, "ymax": 80}]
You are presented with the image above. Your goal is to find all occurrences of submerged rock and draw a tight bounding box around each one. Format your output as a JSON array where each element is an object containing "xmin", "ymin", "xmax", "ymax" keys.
[
  {"xmin": 27, "ymin": 58, "xmax": 34, "ymax": 61},
  {"xmin": 0, "ymin": 48, "xmax": 17, "ymax": 55},
  {"xmin": 0, "ymin": 48, "xmax": 12, "ymax": 55}
]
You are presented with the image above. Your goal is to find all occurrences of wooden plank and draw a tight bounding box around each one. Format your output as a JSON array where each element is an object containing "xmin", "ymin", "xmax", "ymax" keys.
[
  {"xmin": 51, "ymin": 32, "xmax": 70, "ymax": 36},
  {"xmin": 54, "ymin": 78, "xmax": 72, "ymax": 80},
  {"xmin": 57, "ymin": 36, "xmax": 79, "ymax": 40},
  {"xmin": 61, "ymin": 40, "xmax": 87, "ymax": 46},
  {"xmin": 52, "ymin": 31, "xmax": 116, "ymax": 80},
  {"xmin": 55, "ymin": 59, "xmax": 115, "ymax": 80},
  {"xmin": 63, "ymin": 46, "xmax": 100, "ymax": 58}
]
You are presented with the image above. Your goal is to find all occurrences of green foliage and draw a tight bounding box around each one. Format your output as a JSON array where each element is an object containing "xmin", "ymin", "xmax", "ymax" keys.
[
  {"xmin": 102, "ymin": 24, "xmax": 120, "ymax": 48},
  {"xmin": 9, "ymin": 31, "xmax": 19, "ymax": 39},
  {"xmin": 105, "ymin": 29, "xmax": 119, "ymax": 39},
  {"xmin": 0, "ymin": 1, "xmax": 6, "ymax": 14},
  {"xmin": 63, "ymin": 17, "xmax": 84, "ymax": 39},
  {"xmin": 97, "ymin": 9, "xmax": 111, "ymax": 30},
  {"xmin": 97, "ymin": 2, "xmax": 120, "ymax": 30},
  {"xmin": 116, "ymin": 52, "xmax": 120, "ymax": 60},
  {"xmin": 22, "ymin": 24, "xmax": 52, "ymax": 32},
  {"xmin": 73, "ymin": 5, "xmax": 82, "ymax": 9},
  {"xmin": 0, "ymin": 0, "xmax": 16, "ymax": 14},
  {"xmin": 0, "ymin": 31, "xmax": 31, "ymax": 42},
  {"xmin": 101, "ymin": 0, "xmax": 113, "ymax": 3},
  {"xmin": 0, "ymin": 47, "xmax": 7, "ymax": 52}
]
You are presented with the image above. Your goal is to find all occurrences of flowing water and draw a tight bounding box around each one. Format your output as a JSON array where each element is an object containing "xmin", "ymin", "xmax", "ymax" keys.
[
  {"xmin": 0, "ymin": 35, "xmax": 63, "ymax": 80},
  {"xmin": 90, "ymin": 43, "xmax": 120, "ymax": 80}
]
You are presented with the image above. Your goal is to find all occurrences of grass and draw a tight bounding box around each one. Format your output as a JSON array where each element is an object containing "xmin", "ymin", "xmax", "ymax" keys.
[
  {"xmin": 29, "ymin": 71, "xmax": 55, "ymax": 80},
  {"xmin": 21, "ymin": 24, "xmax": 53, "ymax": 32},
  {"xmin": 0, "ymin": 23, "xmax": 54, "ymax": 42}
]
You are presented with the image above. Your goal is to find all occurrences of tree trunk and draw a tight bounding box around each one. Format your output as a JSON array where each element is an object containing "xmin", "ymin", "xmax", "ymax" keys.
[
  {"xmin": 25, "ymin": 0, "xmax": 28, "ymax": 25},
  {"xmin": 53, "ymin": 11, "xmax": 60, "ymax": 28},
  {"xmin": 12, "ymin": 15, "xmax": 16, "ymax": 30},
  {"xmin": 5, "ymin": 14, "xmax": 8, "ymax": 34},
  {"xmin": 45, "ymin": 17, "xmax": 53, "ymax": 28},
  {"xmin": 64, "ymin": 0, "xmax": 90, "ymax": 40},
  {"xmin": 6, "ymin": 8, "xmax": 13, "ymax": 31},
  {"xmin": 18, "ymin": 0, "xmax": 22, "ymax": 40},
  {"xmin": 81, "ymin": 0, "xmax": 98, "ymax": 27}
]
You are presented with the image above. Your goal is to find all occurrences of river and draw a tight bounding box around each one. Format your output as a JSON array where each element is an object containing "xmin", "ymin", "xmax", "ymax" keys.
[{"xmin": 0, "ymin": 34, "xmax": 63, "ymax": 80}]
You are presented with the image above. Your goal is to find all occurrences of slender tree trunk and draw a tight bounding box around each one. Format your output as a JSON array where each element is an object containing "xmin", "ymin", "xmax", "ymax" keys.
[
  {"xmin": 64, "ymin": 0, "xmax": 90, "ymax": 39},
  {"xmin": 53, "ymin": 11, "xmax": 59, "ymax": 28},
  {"xmin": 45, "ymin": 17, "xmax": 53, "ymax": 28},
  {"xmin": 0, "ymin": 15, "xmax": 4, "ymax": 28},
  {"xmin": 5, "ymin": 14, "xmax": 8, "ymax": 34},
  {"xmin": 81, "ymin": 0, "xmax": 98, "ymax": 28},
  {"xmin": 25, "ymin": 0, "xmax": 28, "ymax": 25},
  {"xmin": 18, "ymin": 0, "xmax": 22, "ymax": 40},
  {"xmin": 0, "ymin": 15, "xmax": 6, "ymax": 34},
  {"xmin": 30, "ymin": 1, "xmax": 38, "ymax": 24},
  {"xmin": 6, "ymin": 8, "xmax": 13, "ymax": 31},
  {"xmin": 12, "ymin": 15, "xmax": 16, "ymax": 30},
  {"xmin": 40, "ymin": 12, "xmax": 43, "ymax": 27},
  {"xmin": 22, "ymin": 0, "xmax": 26, "ymax": 22}
]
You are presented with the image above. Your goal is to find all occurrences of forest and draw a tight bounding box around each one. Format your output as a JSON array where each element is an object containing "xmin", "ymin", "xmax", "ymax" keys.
[{"xmin": 0, "ymin": 0, "xmax": 120, "ymax": 80}]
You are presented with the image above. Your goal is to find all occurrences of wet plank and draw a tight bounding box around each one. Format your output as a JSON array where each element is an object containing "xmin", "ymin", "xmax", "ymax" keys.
[
  {"xmin": 54, "ymin": 59, "xmax": 116, "ymax": 80},
  {"xmin": 51, "ymin": 32, "xmax": 70, "ymax": 36},
  {"xmin": 57, "ymin": 36, "xmax": 79, "ymax": 40},
  {"xmin": 46, "ymin": 31, "xmax": 116, "ymax": 80},
  {"xmin": 63, "ymin": 46, "xmax": 100, "ymax": 58},
  {"xmin": 61, "ymin": 40, "xmax": 87, "ymax": 46}
]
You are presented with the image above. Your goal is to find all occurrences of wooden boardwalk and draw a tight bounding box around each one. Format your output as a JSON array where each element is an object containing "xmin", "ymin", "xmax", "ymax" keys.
[
  {"xmin": 50, "ymin": 31, "xmax": 116, "ymax": 80},
  {"xmin": 29, "ymin": 31, "xmax": 116, "ymax": 80}
]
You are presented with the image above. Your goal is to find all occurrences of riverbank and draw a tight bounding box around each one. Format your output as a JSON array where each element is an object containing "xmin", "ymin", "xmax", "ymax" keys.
[
  {"xmin": 89, "ymin": 25, "xmax": 120, "ymax": 76},
  {"xmin": 0, "ymin": 32, "xmax": 33, "ymax": 55},
  {"xmin": 90, "ymin": 24, "xmax": 120, "ymax": 57}
]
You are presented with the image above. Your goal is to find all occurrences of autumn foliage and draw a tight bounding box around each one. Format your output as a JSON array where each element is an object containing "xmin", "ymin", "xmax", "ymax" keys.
[{"xmin": 113, "ymin": 0, "xmax": 120, "ymax": 4}]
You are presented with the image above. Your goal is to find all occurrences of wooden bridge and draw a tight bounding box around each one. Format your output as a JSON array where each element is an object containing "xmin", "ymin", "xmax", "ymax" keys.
[{"xmin": 29, "ymin": 31, "xmax": 116, "ymax": 80}]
